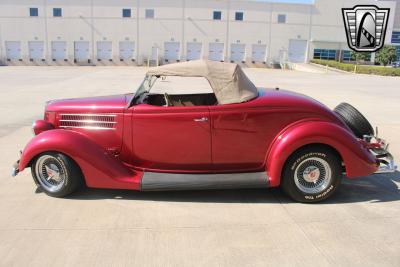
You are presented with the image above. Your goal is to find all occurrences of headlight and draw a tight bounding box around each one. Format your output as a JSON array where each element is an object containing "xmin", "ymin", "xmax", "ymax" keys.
[{"xmin": 32, "ymin": 120, "xmax": 54, "ymax": 135}]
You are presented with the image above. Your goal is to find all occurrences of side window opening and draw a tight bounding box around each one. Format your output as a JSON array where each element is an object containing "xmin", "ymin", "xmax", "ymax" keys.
[{"xmin": 142, "ymin": 76, "xmax": 217, "ymax": 107}]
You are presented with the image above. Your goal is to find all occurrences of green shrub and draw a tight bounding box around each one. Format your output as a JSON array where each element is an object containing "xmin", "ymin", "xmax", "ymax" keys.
[{"xmin": 310, "ymin": 59, "xmax": 400, "ymax": 76}]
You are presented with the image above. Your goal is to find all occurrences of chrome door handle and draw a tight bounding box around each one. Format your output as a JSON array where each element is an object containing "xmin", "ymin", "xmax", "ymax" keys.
[{"xmin": 194, "ymin": 117, "xmax": 208, "ymax": 122}]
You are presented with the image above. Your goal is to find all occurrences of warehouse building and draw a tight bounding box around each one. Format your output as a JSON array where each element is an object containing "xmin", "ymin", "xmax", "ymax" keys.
[
  {"xmin": 392, "ymin": 0, "xmax": 400, "ymax": 59},
  {"xmin": 0, "ymin": 0, "xmax": 397, "ymax": 66}
]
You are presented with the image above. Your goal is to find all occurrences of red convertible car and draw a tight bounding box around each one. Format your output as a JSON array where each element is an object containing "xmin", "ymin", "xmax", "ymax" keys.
[{"xmin": 12, "ymin": 60, "xmax": 396, "ymax": 202}]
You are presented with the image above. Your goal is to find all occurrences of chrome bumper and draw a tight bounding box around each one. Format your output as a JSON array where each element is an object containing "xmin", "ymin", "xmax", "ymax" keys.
[
  {"xmin": 371, "ymin": 148, "xmax": 397, "ymax": 174},
  {"xmin": 11, "ymin": 159, "xmax": 20, "ymax": 177}
]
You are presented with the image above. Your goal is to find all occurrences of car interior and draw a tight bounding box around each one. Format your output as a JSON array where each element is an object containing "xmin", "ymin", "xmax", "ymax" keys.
[
  {"xmin": 135, "ymin": 76, "xmax": 218, "ymax": 107},
  {"xmin": 144, "ymin": 93, "xmax": 218, "ymax": 107}
]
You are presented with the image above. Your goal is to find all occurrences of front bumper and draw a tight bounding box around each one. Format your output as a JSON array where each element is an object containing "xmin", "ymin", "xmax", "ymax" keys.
[
  {"xmin": 11, "ymin": 160, "xmax": 20, "ymax": 177},
  {"xmin": 11, "ymin": 150, "xmax": 22, "ymax": 177}
]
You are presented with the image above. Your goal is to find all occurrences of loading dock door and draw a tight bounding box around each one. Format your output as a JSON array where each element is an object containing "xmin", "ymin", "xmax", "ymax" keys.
[
  {"xmin": 288, "ymin": 39, "xmax": 307, "ymax": 63},
  {"xmin": 119, "ymin": 41, "xmax": 135, "ymax": 60},
  {"xmin": 251, "ymin": 44, "xmax": 267, "ymax": 63},
  {"xmin": 97, "ymin": 41, "xmax": 112, "ymax": 60},
  {"xmin": 151, "ymin": 46, "xmax": 159, "ymax": 61},
  {"xmin": 230, "ymin": 43, "xmax": 245, "ymax": 62},
  {"xmin": 208, "ymin": 43, "xmax": 224, "ymax": 61},
  {"xmin": 51, "ymin": 41, "xmax": 67, "ymax": 60},
  {"xmin": 186, "ymin": 42, "xmax": 202, "ymax": 60},
  {"xmin": 5, "ymin": 41, "xmax": 21, "ymax": 60},
  {"xmin": 74, "ymin": 41, "xmax": 90, "ymax": 61},
  {"xmin": 164, "ymin": 42, "xmax": 180, "ymax": 61},
  {"xmin": 28, "ymin": 41, "xmax": 44, "ymax": 60}
]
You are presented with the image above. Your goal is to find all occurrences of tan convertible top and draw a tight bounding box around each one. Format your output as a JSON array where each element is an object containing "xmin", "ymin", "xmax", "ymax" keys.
[{"xmin": 146, "ymin": 60, "xmax": 258, "ymax": 104}]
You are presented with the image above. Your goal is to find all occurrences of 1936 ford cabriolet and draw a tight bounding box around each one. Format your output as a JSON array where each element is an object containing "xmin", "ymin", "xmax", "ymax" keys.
[{"xmin": 12, "ymin": 60, "xmax": 396, "ymax": 202}]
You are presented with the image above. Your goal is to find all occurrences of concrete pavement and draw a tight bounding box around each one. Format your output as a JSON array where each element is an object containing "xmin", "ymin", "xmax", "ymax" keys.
[{"xmin": 0, "ymin": 66, "xmax": 399, "ymax": 267}]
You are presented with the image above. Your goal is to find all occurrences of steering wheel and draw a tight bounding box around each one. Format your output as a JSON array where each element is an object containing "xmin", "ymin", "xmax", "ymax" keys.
[{"xmin": 164, "ymin": 92, "xmax": 172, "ymax": 107}]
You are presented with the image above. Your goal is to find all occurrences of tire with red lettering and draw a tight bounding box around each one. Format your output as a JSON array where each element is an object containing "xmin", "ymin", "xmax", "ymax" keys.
[{"xmin": 281, "ymin": 146, "xmax": 342, "ymax": 203}]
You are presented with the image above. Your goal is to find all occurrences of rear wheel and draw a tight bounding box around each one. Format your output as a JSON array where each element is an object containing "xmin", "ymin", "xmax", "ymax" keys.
[
  {"xmin": 281, "ymin": 146, "xmax": 342, "ymax": 203},
  {"xmin": 31, "ymin": 152, "xmax": 83, "ymax": 198}
]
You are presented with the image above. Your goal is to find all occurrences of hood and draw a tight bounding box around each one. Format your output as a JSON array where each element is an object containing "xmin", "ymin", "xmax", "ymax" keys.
[{"xmin": 46, "ymin": 94, "xmax": 131, "ymax": 113}]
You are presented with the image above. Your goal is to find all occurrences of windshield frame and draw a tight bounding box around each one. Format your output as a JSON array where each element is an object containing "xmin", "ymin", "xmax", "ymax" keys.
[{"xmin": 130, "ymin": 75, "xmax": 158, "ymax": 106}]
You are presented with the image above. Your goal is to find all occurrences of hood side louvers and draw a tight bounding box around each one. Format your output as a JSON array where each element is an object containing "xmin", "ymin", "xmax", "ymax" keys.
[{"xmin": 59, "ymin": 114, "xmax": 116, "ymax": 130}]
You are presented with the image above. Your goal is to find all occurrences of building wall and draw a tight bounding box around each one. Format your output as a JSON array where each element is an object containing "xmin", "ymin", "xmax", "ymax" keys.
[
  {"xmin": 391, "ymin": 0, "xmax": 400, "ymax": 29},
  {"xmin": 0, "ymin": 0, "xmax": 397, "ymax": 66},
  {"xmin": 388, "ymin": 0, "xmax": 400, "ymax": 60}
]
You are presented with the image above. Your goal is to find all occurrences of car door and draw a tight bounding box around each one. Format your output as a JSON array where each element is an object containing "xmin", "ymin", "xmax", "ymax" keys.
[
  {"xmin": 131, "ymin": 104, "xmax": 212, "ymax": 171},
  {"xmin": 209, "ymin": 102, "xmax": 272, "ymax": 172}
]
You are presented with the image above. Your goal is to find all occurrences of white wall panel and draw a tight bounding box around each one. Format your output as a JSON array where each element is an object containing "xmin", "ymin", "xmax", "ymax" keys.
[{"xmin": 0, "ymin": 0, "xmax": 397, "ymax": 65}]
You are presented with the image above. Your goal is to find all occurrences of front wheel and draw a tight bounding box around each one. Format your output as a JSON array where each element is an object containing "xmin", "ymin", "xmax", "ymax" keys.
[
  {"xmin": 31, "ymin": 152, "xmax": 83, "ymax": 197},
  {"xmin": 281, "ymin": 146, "xmax": 342, "ymax": 203}
]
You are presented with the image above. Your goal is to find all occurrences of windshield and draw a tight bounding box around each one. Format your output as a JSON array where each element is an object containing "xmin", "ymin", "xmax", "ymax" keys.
[{"xmin": 133, "ymin": 75, "xmax": 158, "ymax": 100}]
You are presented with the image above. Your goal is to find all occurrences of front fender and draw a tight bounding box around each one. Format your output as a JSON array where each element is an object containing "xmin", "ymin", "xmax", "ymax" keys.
[
  {"xmin": 266, "ymin": 121, "xmax": 378, "ymax": 187},
  {"xmin": 19, "ymin": 129, "xmax": 142, "ymax": 190}
]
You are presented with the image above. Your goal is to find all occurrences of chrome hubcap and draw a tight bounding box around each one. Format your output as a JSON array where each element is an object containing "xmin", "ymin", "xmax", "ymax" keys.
[
  {"xmin": 35, "ymin": 155, "xmax": 66, "ymax": 192},
  {"xmin": 294, "ymin": 157, "xmax": 332, "ymax": 194},
  {"xmin": 302, "ymin": 166, "xmax": 321, "ymax": 183}
]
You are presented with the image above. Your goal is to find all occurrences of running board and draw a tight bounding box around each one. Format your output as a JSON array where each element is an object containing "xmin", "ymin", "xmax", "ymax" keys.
[{"xmin": 141, "ymin": 171, "xmax": 269, "ymax": 191}]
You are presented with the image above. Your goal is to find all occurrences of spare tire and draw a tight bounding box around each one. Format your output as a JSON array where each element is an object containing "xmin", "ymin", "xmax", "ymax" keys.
[{"xmin": 334, "ymin": 102, "xmax": 374, "ymax": 138}]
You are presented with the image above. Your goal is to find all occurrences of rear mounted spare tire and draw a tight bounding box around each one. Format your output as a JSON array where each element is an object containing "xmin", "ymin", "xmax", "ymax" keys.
[{"xmin": 334, "ymin": 102, "xmax": 374, "ymax": 138}]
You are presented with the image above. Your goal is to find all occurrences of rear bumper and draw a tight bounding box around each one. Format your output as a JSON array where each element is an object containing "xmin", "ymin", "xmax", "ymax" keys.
[
  {"xmin": 360, "ymin": 133, "xmax": 397, "ymax": 174},
  {"xmin": 371, "ymin": 149, "xmax": 397, "ymax": 174}
]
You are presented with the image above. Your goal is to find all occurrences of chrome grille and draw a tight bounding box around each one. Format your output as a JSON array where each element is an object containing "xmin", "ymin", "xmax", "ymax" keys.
[{"xmin": 59, "ymin": 114, "xmax": 116, "ymax": 130}]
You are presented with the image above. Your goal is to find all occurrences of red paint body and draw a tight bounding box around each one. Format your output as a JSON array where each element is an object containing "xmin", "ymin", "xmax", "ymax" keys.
[{"xmin": 18, "ymin": 88, "xmax": 379, "ymax": 190}]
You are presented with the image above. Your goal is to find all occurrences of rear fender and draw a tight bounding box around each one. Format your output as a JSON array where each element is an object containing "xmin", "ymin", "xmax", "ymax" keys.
[
  {"xmin": 266, "ymin": 121, "xmax": 378, "ymax": 187},
  {"xmin": 19, "ymin": 129, "xmax": 142, "ymax": 190}
]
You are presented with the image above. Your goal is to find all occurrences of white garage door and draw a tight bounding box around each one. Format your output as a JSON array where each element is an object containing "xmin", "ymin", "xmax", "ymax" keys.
[
  {"xmin": 5, "ymin": 41, "xmax": 21, "ymax": 60},
  {"xmin": 74, "ymin": 41, "xmax": 89, "ymax": 61},
  {"xmin": 119, "ymin": 41, "xmax": 135, "ymax": 60},
  {"xmin": 97, "ymin": 41, "xmax": 112, "ymax": 60},
  {"xmin": 51, "ymin": 41, "xmax": 67, "ymax": 60},
  {"xmin": 164, "ymin": 42, "xmax": 180, "ymax": 61},
  {"xmin": 230, "ymin": 43, "xmax": 245, "ymax": 62},
  {"xmin": 251, "ymin": 44, "xmax": 267, "ymax": 63},
  {"xmin": 288, "ymin": 39, "xmax": 307, "ymax": 63},
  {"xmin": 186, "ymin": 42, "xmax": 202, "ymax": 60},
  {"xmin": 29, "ymin": 41, "xmax": 44, "ymax": 60},
  {"xmin": 208, "ymin": 43, "xmax": 224, "ymax": 61},
  {"xmin": 151, "ymin": 46, "xmax": 159, "ymax": 61}
]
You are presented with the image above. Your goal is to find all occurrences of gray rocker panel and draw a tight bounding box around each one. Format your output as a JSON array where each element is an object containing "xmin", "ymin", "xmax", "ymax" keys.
[{"xmin": 141, "ymin": 171, "xmax": 269, "ymax": 191}]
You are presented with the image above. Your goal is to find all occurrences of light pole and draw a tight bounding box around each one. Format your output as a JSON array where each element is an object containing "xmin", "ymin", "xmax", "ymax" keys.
[
  {"xmin": 225, "ymin": 0, "xmax": 231, "ymax": 61},
  {"xmin": 90, "ymin": 0, "xmax": 94, "ymax": 64},
  {"xmin": 44, "ymin": 0, "xmax": 49, "ymax": 63}
]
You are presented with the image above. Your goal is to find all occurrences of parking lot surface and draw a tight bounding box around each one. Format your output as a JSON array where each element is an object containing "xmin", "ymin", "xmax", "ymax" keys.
[{"xmin": 0, "ymin": 66, "xmax": 399, "ymax": 267}]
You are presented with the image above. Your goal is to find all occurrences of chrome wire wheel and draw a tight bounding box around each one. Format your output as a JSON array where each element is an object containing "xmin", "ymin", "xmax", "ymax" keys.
[
  {"xmin": 293, "ymin": 157, "xmax": 332, "ymax": 194},
  {"xmin": 34, "ymin": 155, "xmax": 66, "ymax": 193}
]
